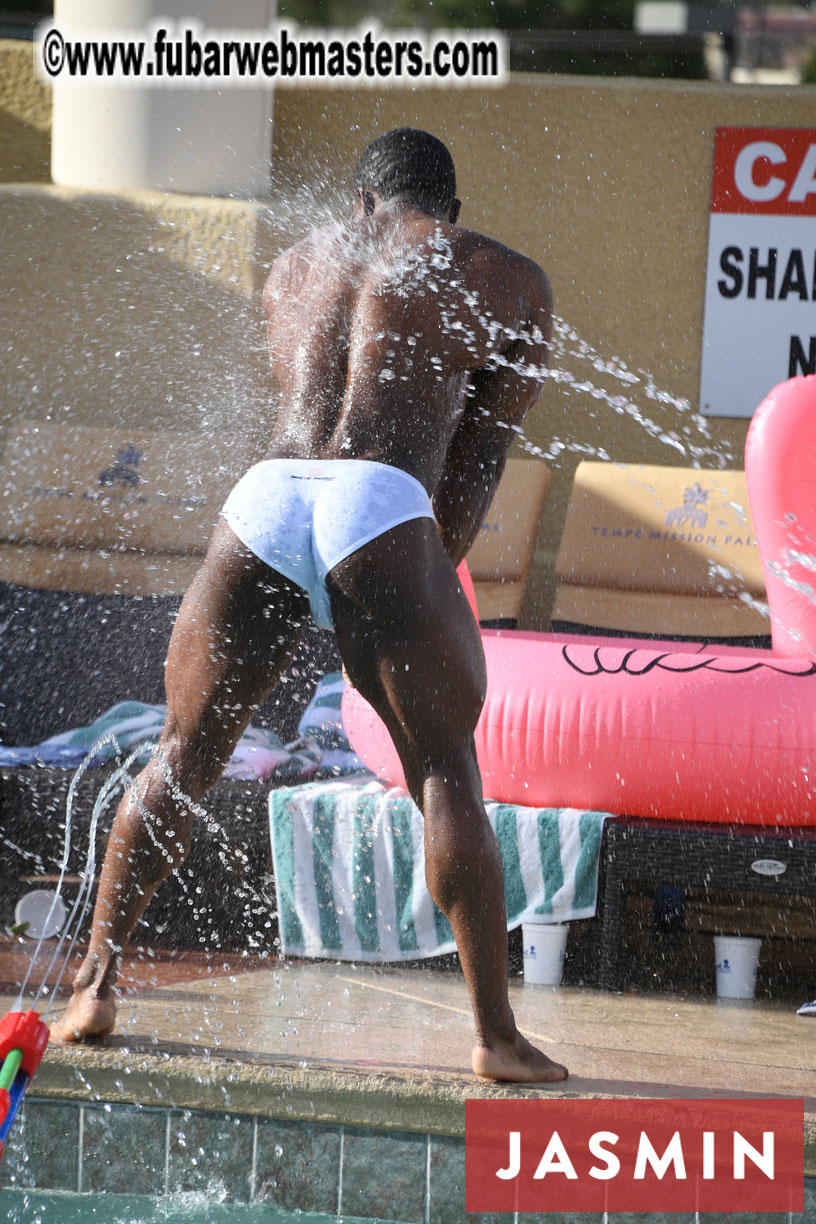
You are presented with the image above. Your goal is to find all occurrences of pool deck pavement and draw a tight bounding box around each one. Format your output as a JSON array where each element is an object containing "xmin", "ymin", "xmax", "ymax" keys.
[{"xmin": 1, "ymin": 943, "xmax": 814, "ymax": 1164}]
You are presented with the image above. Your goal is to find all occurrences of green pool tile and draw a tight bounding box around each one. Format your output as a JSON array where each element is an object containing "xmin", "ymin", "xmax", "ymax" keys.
[
  {"xmin": 805, "ymin": 1176, "xmax": 816, "ymax": 1216},
  {"xmin": 0, "ymin": 1106, "xmax": 28, "ymax": 1187},
  {"xmin": 699, "ymin": 1215, "xmax": 789, "ymax": 1223},
  {"xmin": 1, "ymin": 1186, "xmax": 333, "ymax": 1222},
  {"xmin": 428, "ymin": 1134, "xmax": 511, "ymax": 1224},
  {"xmin": 606, "ymin": 1215, "xmax": 696, "ymax": 1223},
  {"xmin": 341, "ymin": 1127, "xmax": 427, "ymax": 1223},
  {"xmin": 167, "ymin": 1108, "xmax": 253, "ymax": 1202},
  {"xmin": 0, "ymin": 1099, "xmax": 80, "ymax": 1191},
  {"xmin": 254, "ymin": 1117, "xmax": 340, "ymax": 1213},
  {"xmin": 81, "ymin": 1103, "xmax": 168, "ymax": 1195},
  {"xmin": 520, "ymin": 1212, "xmax": 602, "ymax": 1222}
]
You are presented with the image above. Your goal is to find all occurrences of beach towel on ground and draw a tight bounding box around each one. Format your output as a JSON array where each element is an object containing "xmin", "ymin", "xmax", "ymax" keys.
[
  {"xmin": 0, "ymin": 701, "xmax": 322, "ymax": 781},
  {"xmin": 0, "ymin": 673, "xmax": 373, "ymax": 783},
  {"xmin": 269, "ymin": 779, "xmax": 613, "ymax": 961}
]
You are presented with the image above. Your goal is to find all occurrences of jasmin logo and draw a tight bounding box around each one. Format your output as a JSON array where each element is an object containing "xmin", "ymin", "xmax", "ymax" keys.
[
  {"xmin": 665, "ymin": 483, "xmax": 711, "ymax": 530},
  {"xmin": 497, "ymin": 1124, "xmax": 772, "ymax": 1181},
  {"xmin": 465, "ymin": 1098, "xmax": 803, "ymax": 1213},
  {"xmin": 98, "ymin": 445, "xmax": 143, "ymax": 489}
]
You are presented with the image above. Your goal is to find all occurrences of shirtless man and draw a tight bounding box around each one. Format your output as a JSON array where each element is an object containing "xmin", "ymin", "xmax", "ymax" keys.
[{"xmin": 53, "ymin": 128, "xmax": 566, "ymax": 1084}]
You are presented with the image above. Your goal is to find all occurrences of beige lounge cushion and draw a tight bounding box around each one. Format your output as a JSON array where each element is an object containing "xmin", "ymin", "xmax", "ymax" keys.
[
  {"xmin": 552, "ymin": 461, "xmax": 768, "ymax": 638},
  {"xmin": 1, "ymin": 427, "xmax": 552, "ymax": 609},
  {"xmin": 0, "ymin": 422, "xmax": 256, "ymax": 595},
  {"xmin": 0, "ymin": 542, "xmax": 201, "ymax": 597},
  {"xmin": 467, "ymin": 458, "xmax": 551, "ymax": 621}
]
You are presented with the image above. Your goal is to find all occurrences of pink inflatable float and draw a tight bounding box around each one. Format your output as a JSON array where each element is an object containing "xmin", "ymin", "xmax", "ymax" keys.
[{"xmin": 343, "ymin": 376, "xmax": 816, "ymax": 825}]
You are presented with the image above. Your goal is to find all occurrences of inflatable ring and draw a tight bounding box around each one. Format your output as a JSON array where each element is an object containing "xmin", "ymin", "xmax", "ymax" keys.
[{"xmin": 343, "ymin": 376, "xmax": 816, "ymax": 824}]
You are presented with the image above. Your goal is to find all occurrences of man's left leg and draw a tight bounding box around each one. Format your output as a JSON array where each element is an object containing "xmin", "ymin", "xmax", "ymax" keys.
[
  {"xmin": 53, "ymin": 522, "xmax": 308, "ymax": 1041},
  {"xmin": 328, "ymin": 519, "xmax": 568, "ymax": 1083}
]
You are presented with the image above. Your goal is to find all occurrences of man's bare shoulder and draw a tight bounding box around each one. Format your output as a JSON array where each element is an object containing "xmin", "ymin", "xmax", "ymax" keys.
[
  {"xmin": 445, "ymin": 224, "xmax": 550, "ymax": 299},
  {"xmin": 434, "ymin": 226, "xmax": 551, "ymax": 331},
  {"xmin": 264, "ymin": 224, "xmax": 354, "ymax": 303}
]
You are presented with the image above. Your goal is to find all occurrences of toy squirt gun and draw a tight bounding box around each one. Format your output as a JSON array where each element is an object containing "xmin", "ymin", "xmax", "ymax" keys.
[{"xmin": 0, "ymin": 1010, "xmax": 49, "ymax": 1159}]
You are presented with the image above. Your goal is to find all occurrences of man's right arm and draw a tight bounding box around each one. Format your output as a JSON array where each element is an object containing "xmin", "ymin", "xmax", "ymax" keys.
[{"xmin": 433, "ymin": 272, "xmax": 552, "ymax": 568}]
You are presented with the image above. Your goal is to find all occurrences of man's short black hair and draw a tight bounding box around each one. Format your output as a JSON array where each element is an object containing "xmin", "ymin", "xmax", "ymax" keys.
[{"xmin": 353, "ymin": 128, "xmax": 457, "ymax": 216}]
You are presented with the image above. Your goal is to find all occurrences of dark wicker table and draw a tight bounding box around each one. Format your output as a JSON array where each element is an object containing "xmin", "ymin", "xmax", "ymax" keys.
[{"xmin": 595, "ymin": 816, "xmax": 816, "ymax": 991}]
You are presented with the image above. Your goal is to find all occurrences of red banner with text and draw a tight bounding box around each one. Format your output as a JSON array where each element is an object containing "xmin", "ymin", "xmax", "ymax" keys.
[
  {"xmin": 710, "ymin": 126, "xmax": 816, "ymax": 215},
  {"xmin": 465, "ymin": 1097, "xmax": 804, "ymax": 1213}
]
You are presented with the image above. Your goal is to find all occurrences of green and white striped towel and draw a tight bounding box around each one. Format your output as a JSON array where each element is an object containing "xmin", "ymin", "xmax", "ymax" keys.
[{"xmin": 269, "ymin": 779, "xmax": 613, "ymax": 962}]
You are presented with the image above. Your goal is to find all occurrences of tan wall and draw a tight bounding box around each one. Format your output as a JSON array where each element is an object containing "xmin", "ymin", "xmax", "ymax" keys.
[
  {"xmin": 0, "ymin": 182, "xmax": 276, "ymax": 448},
  {"xmin": 3, "ymin": 37, "xmax": 815, "ymax": 623},
  {"xmin": 0, "ymin": 40, "xmax": 281, "ymax": 476},
  {"xmin": 0, "ymin": 40, "xmax": 50, "ymax": 182}
]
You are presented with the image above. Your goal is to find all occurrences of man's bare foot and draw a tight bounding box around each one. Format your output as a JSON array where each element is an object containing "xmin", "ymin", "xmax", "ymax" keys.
[
  {"xmin": 472, "ymin": 1031, "xmax": 568, "ymax": 1084},
  {"xmin": 50, "ymin": 989, "xmax": 117, "ymax": 1043}
]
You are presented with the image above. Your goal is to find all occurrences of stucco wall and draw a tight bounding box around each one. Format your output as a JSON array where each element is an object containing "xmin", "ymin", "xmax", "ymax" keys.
[
  {"xmin": 1, "ymin": 183, "xmax": 275, "ymax": 450},
  {"xmin": 0, "ymin": 40, "xmax": 50, "ymax": 182},
  {"xmin": 3, "ymin": 37, "xmax": 814, "ymax": 623}
]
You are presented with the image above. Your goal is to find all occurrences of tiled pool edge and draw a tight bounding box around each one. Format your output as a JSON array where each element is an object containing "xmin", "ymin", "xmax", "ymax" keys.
[
  {"xmin": 3, "ymin": 1097, "xmax": 814, "ymax": 1224},
  {"xmin": 0, "ymin": 1098, "xmax": 468, "ymax": 1221},
  {"xmin": 2, "ymin": 1047, "xmax": 813, "ymax": 1222}
]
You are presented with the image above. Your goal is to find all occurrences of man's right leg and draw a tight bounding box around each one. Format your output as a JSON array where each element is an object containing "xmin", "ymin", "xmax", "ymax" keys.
[
  {"xmin": 329, "ymin": 519, "xmax": 568, "ymax": 1084},
  {"xmin": 53, "ymin": 522, "xmax": 308, "ymax": 1041}
]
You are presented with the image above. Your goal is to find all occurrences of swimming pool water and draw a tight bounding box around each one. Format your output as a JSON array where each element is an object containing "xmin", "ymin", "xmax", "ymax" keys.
[{"xmin": 0, "ymin": 1188, "xmax": 400, "ymax": 1224}]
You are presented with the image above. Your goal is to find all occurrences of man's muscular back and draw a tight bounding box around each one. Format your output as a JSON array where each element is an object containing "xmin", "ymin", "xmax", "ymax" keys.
[{"xmin": 262, "ymin": 207, "xmax": 552, "ymax": 504}]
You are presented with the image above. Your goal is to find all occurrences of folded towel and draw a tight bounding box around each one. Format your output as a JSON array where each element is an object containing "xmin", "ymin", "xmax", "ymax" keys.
[
  {"xmin": 269, "ymin": 779, "xmax": 613, "ymax": 962},
  {"xmin": 0, "ymin": 701, "xmax": 321, "ymax": 782}
]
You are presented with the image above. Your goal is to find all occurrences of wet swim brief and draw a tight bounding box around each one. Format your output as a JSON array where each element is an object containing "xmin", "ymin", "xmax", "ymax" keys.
[{"xmin": 222, "ymin": 457, "xmax": 435, "ymax": 631}]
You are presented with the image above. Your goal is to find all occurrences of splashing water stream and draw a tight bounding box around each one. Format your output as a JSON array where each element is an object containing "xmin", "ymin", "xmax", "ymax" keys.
[
  {"xmin": 6, "ymin": 197, "xmax": 816, "ymax": 1023},
  {"xmin": 14, "ymin": 738, "xmax": 156, "ymax": 1018}
]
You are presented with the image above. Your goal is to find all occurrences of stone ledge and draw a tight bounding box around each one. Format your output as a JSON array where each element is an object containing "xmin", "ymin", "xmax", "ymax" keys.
[{"xmin": 35, "ymin": 1041, "xmax": 816, "ymax": 1176}]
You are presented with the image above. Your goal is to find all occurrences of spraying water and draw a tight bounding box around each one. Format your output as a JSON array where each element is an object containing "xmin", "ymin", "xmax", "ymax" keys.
[{"xmin": 14, "ymin": 738, "xmax": 155, "ymax": 1020}]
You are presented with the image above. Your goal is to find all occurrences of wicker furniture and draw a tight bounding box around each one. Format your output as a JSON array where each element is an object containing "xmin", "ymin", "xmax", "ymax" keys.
[{"xmin": 595, "ymin": 817, "xmax": 816, "ymax": 991}]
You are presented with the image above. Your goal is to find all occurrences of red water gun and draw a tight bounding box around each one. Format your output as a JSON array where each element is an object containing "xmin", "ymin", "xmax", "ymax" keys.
[{"xmin": 0, "ymin": 1010, "xmax": 49, "ymax": 1159}]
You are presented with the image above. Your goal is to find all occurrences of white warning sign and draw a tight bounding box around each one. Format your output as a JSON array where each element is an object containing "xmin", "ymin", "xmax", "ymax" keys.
[{"xmin": 699, "ymin": 126, "xmax": 816, "ymax": 418}]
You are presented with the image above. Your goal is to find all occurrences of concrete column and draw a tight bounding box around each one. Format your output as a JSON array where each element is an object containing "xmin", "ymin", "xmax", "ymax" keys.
[{"xmin": 50, "ymin": 0, "xmax": 275, "ymax": 196}]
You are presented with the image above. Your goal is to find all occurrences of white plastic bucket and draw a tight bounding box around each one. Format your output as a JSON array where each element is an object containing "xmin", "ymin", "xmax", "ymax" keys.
[
  {"xmin": 714, "ymin": 935, "xmax": 761, "ymax": 999},
  {"xmin": 522, "ymin": 922, "xmax": 568, "ymax": 985},
  {"xmin": 14, "ymin": 889, "xmax": 68, "ymax": 939}
]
